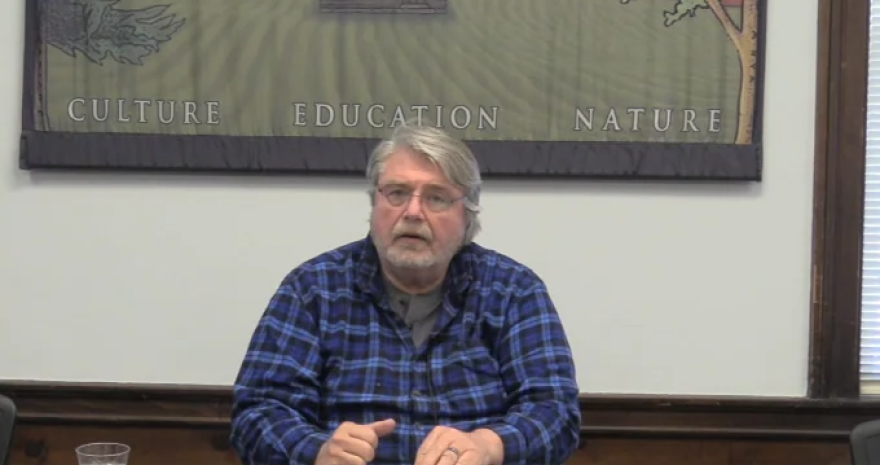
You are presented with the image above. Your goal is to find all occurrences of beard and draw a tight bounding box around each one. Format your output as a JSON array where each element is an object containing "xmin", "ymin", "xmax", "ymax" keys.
[
  {"xmin": 371, "ymin": 218, "xmax": 463, "ymax": 270},
  {"xmin": 385, "ymin": 236, "xmax": 438, "ymax": 269}
]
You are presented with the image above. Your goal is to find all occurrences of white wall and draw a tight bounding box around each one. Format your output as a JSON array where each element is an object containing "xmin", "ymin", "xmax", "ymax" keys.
[{"xmin": 0, "ymin": 0, "xmax": 817, "ymax": 396}]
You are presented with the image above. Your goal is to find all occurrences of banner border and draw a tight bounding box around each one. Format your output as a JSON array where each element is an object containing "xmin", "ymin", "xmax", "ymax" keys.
[{"xmin": 18, "ymin": 0, "xmax": 767, "ymax": 182}]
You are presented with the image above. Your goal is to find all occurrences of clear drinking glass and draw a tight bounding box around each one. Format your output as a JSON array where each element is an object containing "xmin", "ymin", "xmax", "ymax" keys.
[{"xmin": 75, "ymin": 443, "xmax": 131, "ymax": 465}]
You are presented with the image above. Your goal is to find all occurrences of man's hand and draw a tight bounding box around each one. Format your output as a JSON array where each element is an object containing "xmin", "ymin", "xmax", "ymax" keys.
[
  {"xmin": 414, "ymin": 426, "xmax": 504, "ymax": 465},
  {"xmin": 315, "ymin": 419, "xmax": 397, "ymax": 465}
]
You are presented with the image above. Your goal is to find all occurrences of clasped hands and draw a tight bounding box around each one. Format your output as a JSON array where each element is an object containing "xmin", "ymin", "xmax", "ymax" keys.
[{"xmin": 315, "ymin": 419, "xmax": 501, "ymax": 465}]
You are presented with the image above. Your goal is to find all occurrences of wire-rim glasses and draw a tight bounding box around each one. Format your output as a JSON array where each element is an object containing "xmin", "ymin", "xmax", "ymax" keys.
[{"xmin": 377, "ymin": 185, "xmax": 464, "ymax": 212}]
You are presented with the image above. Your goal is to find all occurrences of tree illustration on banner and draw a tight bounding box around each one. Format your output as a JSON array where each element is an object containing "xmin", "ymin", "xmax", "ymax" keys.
[
  {"xmin": 620, "ymin": 0, "xmax": 759, "ymax": 144},
  {"xmin": 43, "ymin": 0, "xmax": 185, "ymax": 66}
]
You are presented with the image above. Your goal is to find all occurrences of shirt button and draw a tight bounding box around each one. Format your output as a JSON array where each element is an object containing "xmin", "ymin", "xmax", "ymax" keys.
[{"xmin": 412, "ymin": 389, "xmax": 424, "ymax": 397}]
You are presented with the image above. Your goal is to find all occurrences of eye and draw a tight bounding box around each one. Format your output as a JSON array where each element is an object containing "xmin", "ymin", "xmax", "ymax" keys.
[
  {"xmin": 427, "ymin": 194, "xmax": 452, "ymax": 207},
  {"xmin": 385, "ymin": 188, "xmax": 409, "ymax": 202}
]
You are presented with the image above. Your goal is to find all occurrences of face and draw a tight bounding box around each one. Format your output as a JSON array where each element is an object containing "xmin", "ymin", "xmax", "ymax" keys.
[{"xmin": 370, "ymin": 147, "xmax": 467, "ymax": 271}]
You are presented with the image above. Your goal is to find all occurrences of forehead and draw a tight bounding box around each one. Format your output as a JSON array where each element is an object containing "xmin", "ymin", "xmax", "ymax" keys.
[{"xmin": 380, "ymin": 146, "xmax": 454, "ymax": 188}]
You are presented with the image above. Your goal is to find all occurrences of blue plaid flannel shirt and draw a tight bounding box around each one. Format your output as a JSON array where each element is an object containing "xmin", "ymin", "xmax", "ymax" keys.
[{"xmin": 230, "ymin": 235, "xmax": 581, "ymax": 465}]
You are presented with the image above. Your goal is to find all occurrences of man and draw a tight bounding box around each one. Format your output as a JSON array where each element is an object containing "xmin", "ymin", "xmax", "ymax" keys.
[{"xmin": 230, "ymin": 122, "xmax": 581, "ymax": 465}]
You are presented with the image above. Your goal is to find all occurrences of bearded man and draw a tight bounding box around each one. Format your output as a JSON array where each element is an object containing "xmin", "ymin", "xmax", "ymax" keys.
[{"xmin": 230, "ymin": 123, "xmax": 581, "ymax": 465}]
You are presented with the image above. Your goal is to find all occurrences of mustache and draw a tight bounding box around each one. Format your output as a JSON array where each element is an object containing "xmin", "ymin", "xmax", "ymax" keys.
[{"xmin": 392, "ymin": 226, "xmax": 432, "ymax": 241}]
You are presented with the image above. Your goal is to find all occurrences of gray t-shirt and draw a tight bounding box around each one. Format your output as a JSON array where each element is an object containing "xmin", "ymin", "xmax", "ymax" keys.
[{"xmin": 385, "ymin": 280, "xmax": 443, "ymax": 348}]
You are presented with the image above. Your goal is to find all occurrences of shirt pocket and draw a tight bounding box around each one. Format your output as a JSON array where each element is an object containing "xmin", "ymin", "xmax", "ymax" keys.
[{"xmin": 435, "ymin": 343, "xmax": 507, "ymax": 418}]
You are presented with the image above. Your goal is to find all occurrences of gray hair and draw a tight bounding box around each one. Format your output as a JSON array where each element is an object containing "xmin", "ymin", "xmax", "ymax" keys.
[{"xmin": 366, "ymin": 122, "xmax": 483, "ymax": 244}]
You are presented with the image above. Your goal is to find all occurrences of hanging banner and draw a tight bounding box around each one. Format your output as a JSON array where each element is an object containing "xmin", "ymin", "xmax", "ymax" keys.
[{"xmin": 19, "ymin": 0, "xmax": 765, "ymax": 180}]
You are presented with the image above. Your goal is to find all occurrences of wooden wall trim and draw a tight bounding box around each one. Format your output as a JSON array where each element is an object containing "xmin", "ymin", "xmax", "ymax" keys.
[
  {"xmin": 808, "ymin": 0, "xmax": 870, "ymax": 399},
  {"xmin": 2, "ymin": 381, "xmax": 878, "ymax": 441}
]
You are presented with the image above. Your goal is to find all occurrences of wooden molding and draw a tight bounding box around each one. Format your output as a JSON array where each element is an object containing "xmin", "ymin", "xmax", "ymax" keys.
[
  {"xmin": 580, "ymin": 394, "xmax": 879, "ymax": 440},
  {"xmin": 1, "ymin": 381, "xmax": 877, "ymax": 441},
  {"xmin": 808, "ymin": 0, "xmax": 870, "ymax": 399}
]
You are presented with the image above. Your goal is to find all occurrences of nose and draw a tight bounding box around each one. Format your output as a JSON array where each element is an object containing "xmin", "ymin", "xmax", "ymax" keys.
[{"xmin": 402, "ymin": 193, "xmax": 426, "ymax": 218}]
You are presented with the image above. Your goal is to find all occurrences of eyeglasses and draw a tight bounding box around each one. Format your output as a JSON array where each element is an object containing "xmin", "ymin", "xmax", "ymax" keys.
[{"xmin": 377, "ymin": 185, "xmax": 464, "ymax": 212}]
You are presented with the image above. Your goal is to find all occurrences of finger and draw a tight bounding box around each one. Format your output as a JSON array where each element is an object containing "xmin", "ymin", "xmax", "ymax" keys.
[
  {"xmin": 415, "ymin": 428, "xmax": 454, "ymax": 465},
  {"xmin": 335, "ymin": 435, "xmax": 376, "ymax": 462},
  {"xmin": 367, "ymin": 418, "xmax": 397, "ymax": 437},
  {"xmin": 454, "ymin": 449, "xmax": 481, "ymax": 465},
  {"xmin": 435, "ymin": 448, "xmax": 460, "ymax": 465},
  {"xmin": 347, "ymin": 427, "xmax": 380, "ymax": 449},
  {"xmin": 332, "ymin": 449, "xmax": 368, "ymax": 465},
  {"xmin": 414, "ymin": 428, "xmax": 443, "ymax": 465},
  {"xmin": 417, "ymin": 426, "xmax": 448, "ymax": 456}
]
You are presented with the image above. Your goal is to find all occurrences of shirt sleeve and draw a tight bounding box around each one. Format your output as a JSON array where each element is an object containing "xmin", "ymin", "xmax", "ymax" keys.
[
  {"xmin": 480, "ymin": 281, "xmax": 582, "ymax": 465},
  {"xmin": 230, "ymin": 278, "xmax": 331, "ymax": 465}
]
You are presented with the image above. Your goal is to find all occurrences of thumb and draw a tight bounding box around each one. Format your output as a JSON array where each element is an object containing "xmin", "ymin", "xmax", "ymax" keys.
[{"xmin": 366, "ymin": 418, "xmax": 396, "ymax": 437}]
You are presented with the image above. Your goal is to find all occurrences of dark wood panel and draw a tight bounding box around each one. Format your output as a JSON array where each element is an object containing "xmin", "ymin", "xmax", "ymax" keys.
[
  {"xmin": 1, "ymin": 382, "xmax": 227, "ymax": 426},
  {"xmin": 3, "ymin": 380, "xmax": 880, "ymax": 440},
  {"xmin": 8, "ymin": 425, "xmax": 853, "ymax": 465},
  {"xmin": 808, "ymin": 0, "xmax": 870, "ymax": 400},
  {"xmin": 575, "ymin": 439, "xmax": 850, "ymax": 465},
  {"xmin": 10, "ymin": 425, "xmax": 237, "ymax": 465},
  {"xmin": 2, "ymin": 383, "xmax": 861, "ymax": 465},
  {"xmin": 581, "ymin": 394, "xmax": 880, "ymax": 439}
]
